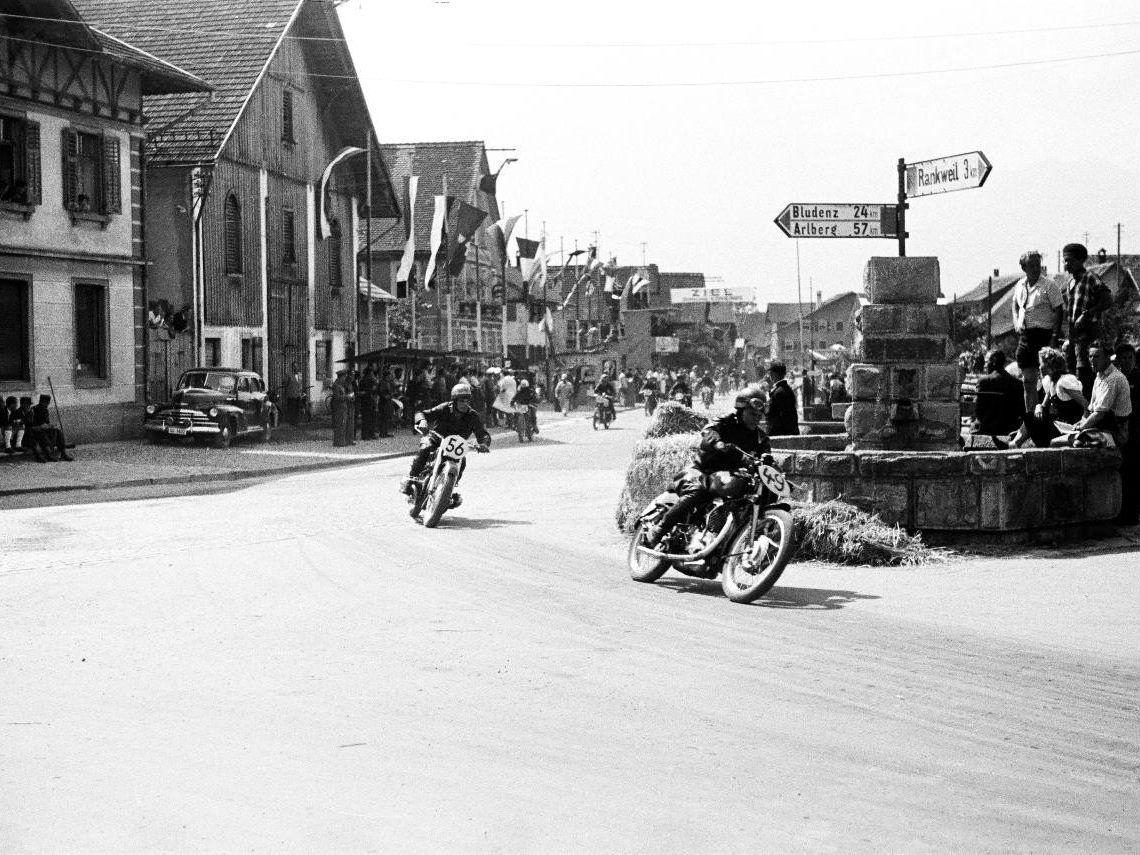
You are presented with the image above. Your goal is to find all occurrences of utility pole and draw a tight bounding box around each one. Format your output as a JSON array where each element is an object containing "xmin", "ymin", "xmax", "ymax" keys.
[
  {"xmin": 1118, "ymin": 223, "xmax": 1123, "ymax": 269},
  {"xmin": 640, "ymin": 242, "xmax": 647, "ymax": 267},
  {"xmin": 365, "ymin": 129, "xmax": 373, "ymax": 352},
  {"xmin": 442, "ymin": 173, "xmax": 452, "ymax": 352},
  {"xmin": 795, "ymin": 239, "xmax": 804, "ymax": 374}
]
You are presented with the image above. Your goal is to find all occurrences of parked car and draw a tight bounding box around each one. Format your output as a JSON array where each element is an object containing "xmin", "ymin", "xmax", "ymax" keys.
[{"xmin": 144, "ymin": 368, "xmax": 277, "ymax": 447}]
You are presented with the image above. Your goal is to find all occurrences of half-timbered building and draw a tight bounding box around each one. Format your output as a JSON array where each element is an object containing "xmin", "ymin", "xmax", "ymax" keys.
[{"xmin": 73, "ymin": 0, "xmax": 397, "ymax": 406}]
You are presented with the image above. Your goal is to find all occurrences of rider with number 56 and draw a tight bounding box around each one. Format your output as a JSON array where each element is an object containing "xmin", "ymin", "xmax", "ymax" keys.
[{"xmin": 401, "ymin": 383, "xmax": 491, "ymax": 508}]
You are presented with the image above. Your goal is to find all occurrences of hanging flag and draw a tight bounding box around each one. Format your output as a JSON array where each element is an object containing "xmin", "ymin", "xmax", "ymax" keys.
[
  {"xmin": 424, "ymin": 194, "xmax": 448, "ymax": 288},
  {"xmin": 608, "ymin": 275, "xmax": 625, "ymax": 301},
  {"xmin": 446, "ymin": 199, "xmax": 487, "ymax": 277},
  {"xmin": 515, "ymin": 237, "xmax": 540, "ymax": 261},
  {"xmin": 553, "ymin": 248, "xmax": 585, "ymax": 283},
  {"xmin": 561, "ymin": 279, "xmax": 580, "ymax": 310},
  {"xmin": 603, "ymin": 275, "xmax": 616, "ymax": 295},
  {"xmin": 584, "ymin": 245, "xmax": 603, "ymax": 275},
  {"xmin": 487, "ymin": 213, "xmax": 522, "ymax": 268},
  {"xmin": 318, "ymin": 145, "xmax": 365, "ymax": 240},
  {"xmin": 395, "ymin": 175, "xmax": 419, "ymax": 286},
  {"xmin": 628, "ymin": 272, "xmax": 650, "ymax": 294}
]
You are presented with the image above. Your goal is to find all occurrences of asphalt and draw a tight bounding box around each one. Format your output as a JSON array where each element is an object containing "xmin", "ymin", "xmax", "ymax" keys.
[{"xmin": 0, "ymin": 404, "xmax": 632, "ymax": 501}]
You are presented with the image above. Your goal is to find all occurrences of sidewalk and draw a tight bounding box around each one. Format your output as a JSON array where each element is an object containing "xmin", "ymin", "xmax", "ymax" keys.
[{"xmin": 0, "ymin": 404, "xmax": 632, "ymax": 500}]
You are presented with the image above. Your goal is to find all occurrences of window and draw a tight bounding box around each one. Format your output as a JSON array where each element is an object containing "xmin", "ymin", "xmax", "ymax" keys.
[
  {"xmin": 240, "ymin": 336, "xmax": 262, "ymax": 373},
  {"xmin": 835, "ymin": 321, "xmax": 843, "ymax": 331},
  {"xmin": 73, "ymin": 281, "xmax": 108, "ymax": 380},
  {"xmin": 0, "ymin": 115, "xmax": 40, "ymax": 207},
  {"xmin": 282, "ymin": 208, "xmax": 296, "ymax": 264},
  {"xmin": 61, "ymin": 128, "xmax": 120, "ymax": 216},
  {"xmin": 204, "ymin": 337, "xmax": 221, "ymax": 368},
  {"xmin": 328, "ymin": 219, "xmax": 342, "ymax": 289},
  {"xmin": 224, "ymin": 194, "xmax": 243, "ymax": 275},
  {"xmin": 282, "ymin": 89, "xmax": 295, "ymax": 144},
  {"xmin": 0, "ymin": 278, "xmax": 30, "ymax": 381},
  {"xmin": 784, "ymin": 341, "xmax": 794, "ymax": 351}
]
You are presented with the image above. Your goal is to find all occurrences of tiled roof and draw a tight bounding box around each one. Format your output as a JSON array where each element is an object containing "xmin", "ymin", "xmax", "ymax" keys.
[
  {"xmin": 954, "ymin": 274, "xmax": 1020, "ymax": 305},
  {"xmin": 363, "ymin": 141, "xmax": 498, "ymax": 254},
  {"xmin": 775, "ymin": 291, "xmax": 861, "ymax": 334},
  {"xmin": 90, "ymin": 29, "xmax": 211, "ymax": 94},
  {"xmin": 70, "ymin": 0, "xmax": 301, "ymax": 160},
  {"xmin": 763, "ymin": 302, "xmax": 802, "ymax": 326}
]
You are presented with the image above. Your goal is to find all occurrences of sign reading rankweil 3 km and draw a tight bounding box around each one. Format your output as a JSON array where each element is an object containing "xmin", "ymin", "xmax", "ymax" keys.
[{"xmin": 905, "ymin": 151, "xmax": 992, "ymax": 197}]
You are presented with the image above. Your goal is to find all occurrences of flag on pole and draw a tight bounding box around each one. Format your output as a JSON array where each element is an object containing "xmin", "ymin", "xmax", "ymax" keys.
[
  {"xmin": 446, "ymin": 199, "xmax": 487, "ymax": 277},
  {"xmin": 603, "ymin": 275, "xmax": 616, "ymax": 296},
  {"xmin": 395, "ymin": 175, "xmax": 419, "ymax": 286},
  {"xmin": 488, "ymin": 213, "xmax": 522, "ymax": 267},
  {"xmin": 424, "ymin": 194, "xmax": 448, "ymax": 288},
  {"xmin": 553, "ymin": 248, "xmax": 585, "ymax": 283},
  {"xmin": 608, "ymin": 275, "xmax": 626, "ymax": 301},
  {"xmin": 515, "ymin": 237, "xmax": 540, "ymax": 261},
  {"xmin": 319, "ymin": 146, "xmax": 365, "ymax": 240},
  {"xmin": 561, "ymin": 279, "xmax": 580, "ymax": 310},
  {"xmin": 628, "ymin": 272, "xmax": 650, "ymax": 294}
]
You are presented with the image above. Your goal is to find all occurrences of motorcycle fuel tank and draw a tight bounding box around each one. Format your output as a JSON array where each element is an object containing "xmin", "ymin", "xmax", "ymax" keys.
[{"xmin": 706, "ymin": 472, "xmax": 749, "ymax": 499}]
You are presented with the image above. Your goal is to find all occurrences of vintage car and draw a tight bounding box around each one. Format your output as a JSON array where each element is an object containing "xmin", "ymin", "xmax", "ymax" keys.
[{"xmin": 144, "ymin": 368, "xmax": 277, "ymax": 447}]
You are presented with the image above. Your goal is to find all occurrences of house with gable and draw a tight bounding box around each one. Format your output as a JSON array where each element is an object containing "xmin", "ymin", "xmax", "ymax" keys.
[
  {"xmin": 1, "ymin": 0, "xmax": 208, "ymax": 442},
  {"xmin": 73, "ymin": 0, "xmax": 398, "ymax": 404}
]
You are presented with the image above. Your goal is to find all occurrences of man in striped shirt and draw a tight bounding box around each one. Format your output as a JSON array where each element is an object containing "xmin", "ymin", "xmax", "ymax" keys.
[{"xmin": 1061, "ymin": 242, "xmax": 1112, "ymax": 398}]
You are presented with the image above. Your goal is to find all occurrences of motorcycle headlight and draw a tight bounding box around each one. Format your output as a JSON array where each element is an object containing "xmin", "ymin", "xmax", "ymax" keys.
[
  {"xmin": 145, "ymin": 405, "xmax": 155, "ymax": 415},
  {"xmin": 208, "ymin": 407, "xmax": 219, "ymax": 418}
]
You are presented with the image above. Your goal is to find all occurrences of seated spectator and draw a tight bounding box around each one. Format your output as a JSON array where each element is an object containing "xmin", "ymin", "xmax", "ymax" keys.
[
  {"xmin": 972, "ymin": 349, "xmax": 1026, "ymax": 442},
  {"xmin": 2, "ymin": 395, "xmax": 21, "ymax": 453},
  {"xmin": 1051, "ymin": 343, "xmax": 1131, "ymax": 449},
  {"xmin": 29, "ymin": 394, "xmax": 73, "ymax": 462},
  {"xmin": 1012, "ymin": 346, "xmax": 1087, "ymax": 447}
]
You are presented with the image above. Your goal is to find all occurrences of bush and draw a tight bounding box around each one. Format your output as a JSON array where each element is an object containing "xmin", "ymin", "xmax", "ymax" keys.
[
  {"xmin": 644, "ymin": 401, "xmax": 708, "ymax": 439},
  {"xmin": 615, "ymin": 434, "xmax": 948, "ymax": 567}
]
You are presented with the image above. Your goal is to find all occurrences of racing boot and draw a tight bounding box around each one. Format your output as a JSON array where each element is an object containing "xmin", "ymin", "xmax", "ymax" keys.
[
  {"xmin": 448, "ymin": 492, "xmax": 462, "ymax": 509},
  {"xmin": 399, "ymin": 476, "xmax": 415, "ymax": 496}
]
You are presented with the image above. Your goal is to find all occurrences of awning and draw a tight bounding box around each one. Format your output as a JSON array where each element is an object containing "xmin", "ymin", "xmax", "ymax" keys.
[
  {"xmin": 357, "ymin": 278, "xmax": 396, "ymax": 302},
  {"xmin": 338, "ymin": 345, "xmax": 497, "ymax": 364}
]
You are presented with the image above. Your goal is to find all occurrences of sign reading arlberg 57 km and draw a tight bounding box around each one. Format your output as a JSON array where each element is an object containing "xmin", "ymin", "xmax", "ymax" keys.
[
  {"xmin": 905, "ymin": 151, "xmax": 992, "ymax": 197},
  {"xmin": 774, "ymin": 203, "xmax": 899, "ymax": 239}
]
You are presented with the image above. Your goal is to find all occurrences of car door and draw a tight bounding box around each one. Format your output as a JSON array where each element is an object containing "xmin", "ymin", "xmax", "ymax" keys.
[{"xmin": 234, "ymin": 376, "xmax": 256, "ymax": 431}]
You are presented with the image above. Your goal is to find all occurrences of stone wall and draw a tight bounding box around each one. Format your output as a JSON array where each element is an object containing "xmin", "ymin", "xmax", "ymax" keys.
[{"xmin": 772, "ymin": 447, "xmax": 1121, "ymax": 542}]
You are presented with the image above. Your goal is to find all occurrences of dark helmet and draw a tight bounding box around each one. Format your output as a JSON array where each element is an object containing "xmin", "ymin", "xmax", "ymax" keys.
[
  {"xmin": 450, "ymin": 383, "xmax": 473, "ymax": 400},
  {"xmin": 734, "ymin": 385, "xmax": 768, "ymax": 413}
]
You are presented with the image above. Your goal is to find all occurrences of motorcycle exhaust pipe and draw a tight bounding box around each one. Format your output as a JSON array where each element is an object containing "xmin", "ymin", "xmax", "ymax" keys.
[{"xmin": 635, "ymin": 516, "xmax": 736, "ymax": 562}]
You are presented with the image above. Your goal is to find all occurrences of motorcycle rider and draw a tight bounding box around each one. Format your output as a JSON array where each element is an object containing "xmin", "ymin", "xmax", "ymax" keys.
[
  {"xmin": 594, "ymin": 372, "xmax": 617, "ymax": 421},
  {"xmin": 698, "ymin": 371, "xmax": 716, "ymax": 404},
  {"xmin": 669, "ymin": 375, "xmax": 692, "ymax": 407},
  {"xmin": 401, "ymin": 383, "xmax": 491, "ymax": 506},
  {"xmin": 511, "ymin": 378, "xmax": 539, "ymax": 434},
  {"xmin": 643, "ymin": 386, "xmax": 773, "ymax": 547}
]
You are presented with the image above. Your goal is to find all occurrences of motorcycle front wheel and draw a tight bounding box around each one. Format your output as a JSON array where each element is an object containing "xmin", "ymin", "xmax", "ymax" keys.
[
  {"xmin": 592, "ymin": 413, "xmax": 600, "ymax": 430},
  {"xmin": 408, "ymin": 481, "xmax": 428, "ymax": 518},
  {"xmin": 421, "ymin": 466, "xmax": 457, "ymax": 528},
  {"xmin": 719, "ymin": 509, "xmax": 795, "ymax": 603},
  {"xmin": 627, "ymin": 522, "xmax": 670, "ymax": 583}
]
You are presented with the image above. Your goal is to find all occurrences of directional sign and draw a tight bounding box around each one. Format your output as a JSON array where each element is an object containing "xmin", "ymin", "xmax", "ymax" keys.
[
  {"xmin": 773, "ymin": 203, "xmax": 898, "ymax": 239},
  {"xmin": 905, "ymin": 151, "xmax": 991, "ymax": 197}
]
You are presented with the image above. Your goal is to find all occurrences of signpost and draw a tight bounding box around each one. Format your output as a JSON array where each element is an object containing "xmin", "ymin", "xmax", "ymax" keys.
[
  {"xmin": 670, "ymin": 286, "xmax": 756, "ymax": 304},
  {"xmin": 653, "ymin": 336, "xmax": 679, "ymax": 354},
  {"xmin": 774, "ymin": 204, "xmax": 898, "ymax": 239},
  {"xmin": 904, "ymin": 151, "xmax": 992, "ymax": 198}
]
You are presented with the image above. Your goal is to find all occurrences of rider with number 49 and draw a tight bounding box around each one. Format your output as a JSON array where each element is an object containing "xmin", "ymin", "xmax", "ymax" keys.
[
  {"xmin": 401, "ymin": 383, "xmax": 491, "ymax": 505},
  {"xmin": 644, "ymin": 386, "xmax": 773, "ymax": 547}
]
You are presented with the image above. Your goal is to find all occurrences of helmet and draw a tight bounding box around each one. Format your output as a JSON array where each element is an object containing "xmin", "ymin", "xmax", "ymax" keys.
[
  {"xmin": 450, "ymin": 383, "xmax": 473, "ymax": 400},
  {"xmin": 734, "ymin": 385, "xmax": 768, "ymax": 413},
  {"xmin": 518, "ymin": 379, "xmax": 529, "ymax": 389}
]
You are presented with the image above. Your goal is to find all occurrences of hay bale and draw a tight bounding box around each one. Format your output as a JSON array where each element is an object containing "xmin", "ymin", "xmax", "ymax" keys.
[
  {"xmin": 644, "ymin": 401, "xmax": 708, "ymax": 438},
  {"xmin": 790, "ymin": 499, "xmax": 949, "ymax": 567},
  {"xmin": 615, "ymin": 432, "xmax": 701, "ymax": 532}
]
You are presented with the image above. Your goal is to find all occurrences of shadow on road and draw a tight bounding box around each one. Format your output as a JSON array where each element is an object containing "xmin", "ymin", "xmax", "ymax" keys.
[
  {"xmin": 437, "ymin": 517, "xmax": 533, "ymax": 531},
  {"xmin": 656, "ymin": 578, "xmax": 880, "ymax": 610}
]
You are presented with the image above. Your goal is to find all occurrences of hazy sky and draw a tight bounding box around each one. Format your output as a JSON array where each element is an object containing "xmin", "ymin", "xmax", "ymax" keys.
[{"xmin": 339, "ymin": 0, "xmax": 1138, "ymax": 307}]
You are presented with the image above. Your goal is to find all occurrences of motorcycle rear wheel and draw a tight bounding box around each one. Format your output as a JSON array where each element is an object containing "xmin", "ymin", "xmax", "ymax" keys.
[
  {"xmin": 719, "ymin": 509, "xmax": 794, "ymax": 603},
  {"xmin": 627, "ymin": 522, "xmax": 670, "ymax": 583},
  {"xmin": 592, "ymin": 413, "xmax": 599, "ymax": 430},
  {"xmin": 421, "ymin": 467, "xmax": 456, "ymax": 528}
]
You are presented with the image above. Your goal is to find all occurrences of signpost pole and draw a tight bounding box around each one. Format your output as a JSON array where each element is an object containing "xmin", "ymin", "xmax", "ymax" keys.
[
  {"xmin": 986, "ymin": 273, "xmax": 993, "ymax": 348},
  {"xmin": 896, "ymin": 157, "xmax": 907, "ymax": 257}
]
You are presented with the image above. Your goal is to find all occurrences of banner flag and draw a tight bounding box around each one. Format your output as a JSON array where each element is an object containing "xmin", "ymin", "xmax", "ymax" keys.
[
  {"xmin": 515, "ymin": 237, "xmax": 540, "ymax": 260},
  {"xmin": 319, "ymin": 146, "xmax": 364, "ymax": 240},
  {"xmin": 424, "ymin": 194, "xmax": 448, "ymax": 288},
  {"xmin": 446, "ymin": 199, "xmax": 487, "ymax": 277},
  {"xmin": 628, "ymin": 272, "xmax": 650, "ymax": 294},
  {"xmin": 395, "ymin": 175, "xmax": 419, "ymax": 285}
]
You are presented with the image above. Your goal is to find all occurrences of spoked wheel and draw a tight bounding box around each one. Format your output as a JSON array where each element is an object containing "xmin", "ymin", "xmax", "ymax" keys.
[
  {"xmin": 421, "ymin": 467, "xmax": 456, "ymax": 528},
  {"xmin": 720, "ymin": 509, "xmax": 795, "ymax": 603},
  {"xmin": 408, "ymin": 480, "xmax": 428, "ymax": 518},
  {"xmin": 592, "ymin": 414, "xmax": 599, "ymax": 430},
  {"xmin": 627, "ymin": 522, "xmax": 671, "ymax": 583}
]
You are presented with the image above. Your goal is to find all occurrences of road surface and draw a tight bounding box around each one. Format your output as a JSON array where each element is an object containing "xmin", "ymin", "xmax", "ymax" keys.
[{"xmin": 2, "ymin": 412, "xmax": 1138, "ymax": 853}]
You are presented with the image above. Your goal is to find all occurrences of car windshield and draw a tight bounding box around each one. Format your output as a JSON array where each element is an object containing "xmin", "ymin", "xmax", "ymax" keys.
[{"xmin": 178, "ymin": 372, "xmax": 237, "ymax": 393}]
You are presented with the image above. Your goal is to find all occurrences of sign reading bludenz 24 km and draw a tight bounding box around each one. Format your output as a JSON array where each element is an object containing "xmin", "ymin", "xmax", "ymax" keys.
[
  {"xmin": 774, "ymin": 203, "xmax": 898, "ymax": 239},
  {"xmin": 905, "ymin": 151, "xmax": 992, "ymax": 197}
]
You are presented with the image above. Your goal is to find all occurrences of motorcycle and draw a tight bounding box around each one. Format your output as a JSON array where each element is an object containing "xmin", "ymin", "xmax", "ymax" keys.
[
  {"xmin": 643, "ymin": 390, "xmax": 658, "ymax": 417},
  {"xmin": 626, "ymin": 450, "xmax": 796, "ymax": 603},
  {"xmin": 671, "ymin": 391, "xmax": 693, "ymax": 409},
  {"xmin": 593, "ymin": 394, "xmax": 614, "ymax": 430},
  {"xmin": 700, "ymin": 386, "xmax": 714, "ymax": 410},
  {"xmin": 407, "ymin": 429, "xmax": 487, "ymax": 528},
  {"xmin": 514, "ymin": 403, "xmax": 536, "ymax": 442}
]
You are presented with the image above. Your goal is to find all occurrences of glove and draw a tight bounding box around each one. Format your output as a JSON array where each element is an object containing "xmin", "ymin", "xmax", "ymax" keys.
[
  {"xmin": 761, "ymin": 453, "xmax": 776, "ymax": 466},
  {"xmin": 477, "ymin": 443, "xmax": 490, "ymax": 453},
  {"xmin": 414, "ymin": 418, "xmax": 427, "ymax": 433}
]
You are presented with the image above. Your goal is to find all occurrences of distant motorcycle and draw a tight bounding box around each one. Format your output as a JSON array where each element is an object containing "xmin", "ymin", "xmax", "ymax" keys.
[
  {"xmin": 593, "ymin": 394, "xmax": 615, "ymax": 430},
  {"xmin": 700, "ymin": 386, "xmax": 714, "ymax": 410},
  {"xmin": 671, "ymin": 391, "xmax": 693, "ymax": 409},
  {"xmin": 514, "ymin": 403, "xmax": 536, "ymax": 442},
  {"xmin": 626, "ymin": 449, "xmax": 796, "ymax": 603},
  {"xmin": 643, "ymin": 390, "xmax": 658, "ymax": 417},
  {"xmin": 407, "ymin": 429, "xmax": 487, "ymax": 528}
]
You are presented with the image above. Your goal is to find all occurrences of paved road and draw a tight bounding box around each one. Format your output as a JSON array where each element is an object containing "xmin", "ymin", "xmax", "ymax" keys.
[{"xmin": 2, "ymin": 413, "xmax": 1137, "ymax": 853}]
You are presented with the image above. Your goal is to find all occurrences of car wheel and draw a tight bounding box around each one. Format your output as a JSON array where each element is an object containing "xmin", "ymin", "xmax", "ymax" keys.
[{"xmin": 213, "ymin": 421, "xmax": 233, "ymax": 448}]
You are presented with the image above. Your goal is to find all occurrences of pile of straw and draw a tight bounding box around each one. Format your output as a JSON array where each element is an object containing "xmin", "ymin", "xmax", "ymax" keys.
[
  {"xmin": 615, "ymin": 433, "xmax": 700, "ymax": 531},
  {"xmin": 644, "ymin": 401, "xmax": 708, "ymax": 439}
]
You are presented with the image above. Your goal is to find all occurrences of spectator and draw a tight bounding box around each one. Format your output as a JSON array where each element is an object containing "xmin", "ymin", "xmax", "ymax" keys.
[
  {"xmin": 765, "ymin": 361, "xmax": 799, "ymax": 436},
  {"xmin": 1011, "ymin": 249, "xmax": 1064, "ymax": 412},
  {"xmin": 358, "ymin": 364, "xmax": 378, "ymax": 439},
  {"xmin": 2, "ymin": 395, "xmax": 22, "ymax": 454},
  {"xmin": 554, "ymin": 373, "xmax": 574, "ymax": 415},
  {"xmin": 285, "ymin": 362, "xmax": 304, "ymax": 424},
  {"xmin": 494, "ymin": 368, "xmax": 517, "ymax": 424},
  {"xmin": 972, "ymin": 349, "xmax": 1026, "ymax": 444},
  {"xmin": 1012, "ymin": 346, "xmax": 1087, "ymax": 448},
  {"xmin": 1060, "ymin": 343, "xmax": 1131, "ymax": 449},
  {"xmin": 1114, "ymin": 343, "xmax": 1140, "ymax": 526},
  {"xmin": 331, "ymin": 369, "xmax": 354, "ymax": 447},
  {"xmin": 1061, "ymin": 243, "xmax": 1112, "ymax": 399},
  {"xmin": 481, "ymin": 369, "xmax": 499, "ymax": 426},
  {"xmin": 29, "ymin": 395, "xmax": 73, "ymax": 462},
  {"xmin": 376, "ymin": 366, "xmax": 394, "ymax": 438}
]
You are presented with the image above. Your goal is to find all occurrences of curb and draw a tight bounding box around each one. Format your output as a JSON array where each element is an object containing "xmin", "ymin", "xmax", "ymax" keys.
[{"xmin": 0, "ymin": 406, "xmax": 640, "ymax": 500}]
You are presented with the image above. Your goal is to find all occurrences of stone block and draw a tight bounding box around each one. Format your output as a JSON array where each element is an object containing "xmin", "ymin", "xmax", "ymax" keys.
[
  {"xmin": 793, "ymin": 451, "xmax": 819, "ymax": 475},
  {"xmin": 968, "ymin": 451, "xmax": 1026, "ymax": 477},
  {"xmin": 978, "ymin": 477, "xmax": 1043, "ymax": 529},
  {"xmin": 916, "ymin": 403, "xmax": 961, "ymax": 445},
  {"xmin": 863, "ymin": 256, "xmax": 942, "ymax": 304},
  {"xmin": 848, "ymin": 364, "xmax": 882, "ymax": 401},
  {"xmin": 871, "ymin": 480, "xmax": 912, "ymax": 528},
  {"xmin": 1023, "ymin": 448, "xmax": 1064, "ymax": 475},
  {"xmin": 914, "ymin": 477, "xmax": 979, "ymax": 529},
  {"xmin": 862, "ymin": 335, "xmax": 948, "ymax": 363},
  {"xmin": 1042, "ymin": 475, "xmax": 1086, "ymax": 524},
  {"xmin": 1083, "ymin": 470, "xmax": 1121, "ymax": 520},
  {"xmin": 859, "ymin": 452, "xmax": 968, "ymax": 478},
  {"xmin": 832, "ymin": 403, "xmax": 851, "ymax": 420},
  {"xmin": 925, "ymin": 364, "xmax": 961, "ymax": 402},
  {"xmin": 861, "ymin": 304, "xmax": 951, "ymax": 335},
  {"xmin": 816, "ymin": 452, "xmax": 858, "ymax": 476},
  {"xmin": 888, "ymin": 365, "xmax": 925, "ymax": 401},
  {"xmin": 848, "ymin": 402, "xmax": 891, "ymax": 444},
  {"xmin": 769, "ymin": 451, "xmax": 796, "ymax": 471},
  {"xmin": 1062, "ymin": 447, "xmax": 1121, "ymax": 475}
]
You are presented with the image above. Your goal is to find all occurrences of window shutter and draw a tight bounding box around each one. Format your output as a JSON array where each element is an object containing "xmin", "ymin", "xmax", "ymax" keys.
[
  {"xmin": 101, "ymin": 133, "xmax": 121, "ymax": 214},
  {"xmin": 24, "ymin": 121, "xmax": 41, "ymax": 205},
  {"xmin": 224, "ymin": 194, "xmax": 242, "ymax": 274},
  {"xmin": 60, "ymin": 127, "xmax": 78, "ymax": 209}
]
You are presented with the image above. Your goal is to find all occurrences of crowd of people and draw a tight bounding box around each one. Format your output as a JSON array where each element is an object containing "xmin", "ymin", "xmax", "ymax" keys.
[
  {"xmin": 969, "ymin": 243, "xmax": 1138, "ymax": 525},
  {"xmin": 1, "ymin": 394, "xmax": 72, "ymax": 463}
]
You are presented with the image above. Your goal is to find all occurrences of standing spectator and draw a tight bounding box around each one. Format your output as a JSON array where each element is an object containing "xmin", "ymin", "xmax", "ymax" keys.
[
  {"xmin": 285, "ymin": 362, "xmax": 304, "ymax": 424},
  {"xmin": 481, "ymin": 369, "xmax": 499, "ymax": 426},
  {"xmin": 494, "ymin": 368, "xmax": 517, "ymax": 424},
  {"xmin": 555, "ymin": 373, "xmax": 574, "ymax": 416},
  {"xmin": 972, "ymin": 349, "xmax": 1026, "ymax": 443},
  {"xmin": 1114, "ymin": 343, "xmax": 1140, "ymax": 525},
  {"xmin": 1061, "ymin": 243, "xmax": 1112, "ymax": 399},
  {"xmin": 376, "ymin": 366, "xmax": 394, "ymax": 438},
  {"xmin": 432, "ymin": 367, "xmax": 448, "ymax": 406},
  {"xmin": 348, "ymin": 368, "xmax": 360, "ymax": 440},
  {"xmin": 617, "ymin": 369, "xmax": 631, "ymax": 408},
  {"xmin": 469, "ymin": 369, "xmax": 487, "ymax": 423},
  {"xmin": 1011, "ymin": 249, "xmax": 1064, "ymax": 412},
  {"xmin": 331, "ymin": 369, "xmax": 354, "ymax": 447},
  {"xmin": 765, "ymin": 362, "xmax": 799, "ymax": 436},
  {"xmin": 358, "ymin": 364, "xmax": 377, "ymax": 440}
]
